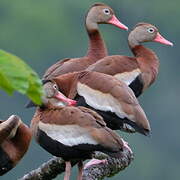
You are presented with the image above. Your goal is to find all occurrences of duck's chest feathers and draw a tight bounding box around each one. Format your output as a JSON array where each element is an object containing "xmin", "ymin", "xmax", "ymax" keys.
[{"xmin": 114, "ymin": 68, "xmax": 141, "ymax": 86}]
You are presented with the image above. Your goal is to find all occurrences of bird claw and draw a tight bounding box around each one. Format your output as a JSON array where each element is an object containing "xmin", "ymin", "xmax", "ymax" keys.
[
  {"xmin": 84, "ymin": 158, "xmax": 107, "ymax": 169},
  {"xmin": 122, "ymin": 139, "xmax": 133, "ymax": 154}
]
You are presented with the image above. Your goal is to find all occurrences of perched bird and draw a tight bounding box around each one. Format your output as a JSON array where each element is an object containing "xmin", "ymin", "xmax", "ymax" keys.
[
  {"xmin": 29, "ymin": 80, "xmax": 129, "ymax": 180},
  {"xmin": 0, "ymin": 115, "xmax": 31, "ymax": 175},
  {"xmin": 52, "ymin": 71, "xmax": 151, "ymax": 136},
  {"xmin": 43, "ymin": 3, "xmax": 128, "ymax": 79},
  {"xmin": 87, "ymin": 22, "xmax": 173, "ymax": 97}
]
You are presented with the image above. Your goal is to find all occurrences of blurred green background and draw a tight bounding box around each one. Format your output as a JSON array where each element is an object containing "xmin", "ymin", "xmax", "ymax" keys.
[{"xmin": 0, "ymin": 0, "xmax": 179, "ymax": 179}]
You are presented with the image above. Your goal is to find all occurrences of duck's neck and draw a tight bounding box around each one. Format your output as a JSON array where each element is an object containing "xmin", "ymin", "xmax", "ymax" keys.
[
  {"xmin": 131, "ymin": 45, "xmax": 159, "ymax": 66},
  {"xmin": 128, "ymin": 33, "xmax": 159, "ymax": 65},
  {"xmin": 53, "ymin": 72, "xmax": 80, "ymax": 99},
  {"xmin": 86, "ymin": 21, "xmax": 108, "ymax": 61},
  {"xmin": 131, "ymin": 45, "xmax": 160, "ymax": 86}
]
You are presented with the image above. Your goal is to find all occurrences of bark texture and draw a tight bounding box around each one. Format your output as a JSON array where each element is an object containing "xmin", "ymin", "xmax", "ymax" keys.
[{"xmin": 19, "ymin": 148, "xmax": 133, "ymax": 180}]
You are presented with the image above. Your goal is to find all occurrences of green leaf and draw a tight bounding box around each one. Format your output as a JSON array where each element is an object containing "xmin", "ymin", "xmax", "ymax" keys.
[
  {"xmin": 26, "ymin": 71, "xmax": 44, "ymax": 105},
  {"xmin": 0, "ymin": 49, "xmax": 43, "ymax": 104}
]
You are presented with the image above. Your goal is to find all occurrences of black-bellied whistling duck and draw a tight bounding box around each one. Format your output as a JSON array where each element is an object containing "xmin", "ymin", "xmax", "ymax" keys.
[
  {"xmin": 0, "ymin": 115, "xmax": 31, "ymax": 175},
  {"xmin": 28, "ymin": 80, "xmax": 129, "ymax": 180},
  {"xmin": 43, "ymin": 3, "xmax": 128, "ymax": 80},
  {"xmin": 52, "ymin": 71, "xmax": 151, "ymax": 136},
  {"xmin": 87, "ymin": 22, "xmax": 173, "ymax": 97}
]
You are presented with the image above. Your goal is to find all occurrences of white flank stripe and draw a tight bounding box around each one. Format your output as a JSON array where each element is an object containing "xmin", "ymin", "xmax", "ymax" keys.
[
  {"xmin": 114, "ymin": 69, "xmax": 141, "ymax": 85},
  {"xmin": 77, "ymin": 83, "xmax": 134, "ymax": 120},
  {"xmin": 38, "ymin": 122, "xmax": 98, "ymax": 146}
]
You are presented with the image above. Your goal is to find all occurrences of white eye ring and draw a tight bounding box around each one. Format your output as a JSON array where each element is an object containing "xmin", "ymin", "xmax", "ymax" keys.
[
  {"xmin": 53, "ymin": 84, "xmax": 58, "ymax": 90},
  {"xmin": 147, "ymin": 27, "xmax": 155, "ymax": 33},
  {"xmin": 103, "ymin": 8, "xmax": 110, "ymax": 15}
]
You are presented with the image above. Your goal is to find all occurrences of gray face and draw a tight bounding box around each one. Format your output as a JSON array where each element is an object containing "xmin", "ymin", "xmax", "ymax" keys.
[
  {"xmin": 41, "ymin": 81, "xmax": 59, "ymax": 106},
  {"xmin": 87, "ymin": 5, "xmax": 114, "ymax": 24},
  {"xmin": 132, "ymin": 23, "xmax": 159, "ymax": 43},
  {"xmin": 42, "ymin": 82, "xmax": 69, "ymax": 107},
  {"xmin": 43, "ymin": 82, "xmax": 58, "ymax": 98}
]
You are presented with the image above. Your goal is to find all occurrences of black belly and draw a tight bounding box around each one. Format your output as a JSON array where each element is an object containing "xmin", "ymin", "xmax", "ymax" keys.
[
  {"xmin": 0, "ymin": 147, "xmax": 13, "ymax": 176},
  {"xmin": 36, "ymin": 128, "xmax": 109, "ymax": 161},
  {"xmin": 129, "ymin": 76, "xmax": 144, "ymax": 97},
  {"xmin": 75, "ymin": 95, "xmax": 147, "ymax": 135}
]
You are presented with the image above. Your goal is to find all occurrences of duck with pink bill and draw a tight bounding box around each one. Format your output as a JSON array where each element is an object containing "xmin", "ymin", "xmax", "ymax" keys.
[
  {"xmin": 43, "ymin": 3, "xmax": 128, "ymax": 80},
  {"xmin": 87, "ymin": 22, "xmax": 173, "ymax": 97},
  {"xmin": 27, "ymin": 80, "xmax": 131, "ymax": 180}
]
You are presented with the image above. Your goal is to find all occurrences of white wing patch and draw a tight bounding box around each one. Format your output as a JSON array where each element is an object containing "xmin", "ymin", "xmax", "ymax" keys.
[
  {"xmin": 38, "ymin": 122, "xmax": 98, "ymax": 146},
  {"xmin": 114, "ymin": 69, "xmax": 141, "ymax": 85},
  {"xmin": 77, "ymin": 83, "xmax": 134, "ymax": 120}
]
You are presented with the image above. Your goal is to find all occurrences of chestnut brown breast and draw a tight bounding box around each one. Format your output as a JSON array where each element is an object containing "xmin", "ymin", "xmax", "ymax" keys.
[{"xmin": 87, "ymin": 45, "xmax": 159, "ymax": 97}]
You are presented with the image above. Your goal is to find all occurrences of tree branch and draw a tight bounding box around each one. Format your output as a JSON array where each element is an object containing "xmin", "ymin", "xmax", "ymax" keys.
[
  {"xmin": 82, "ymin": 148, "xmax": 133, "ymax": 180},
  {"xmin": 19, "ymin": 148, "xmax": 133, "ymax": 180}
]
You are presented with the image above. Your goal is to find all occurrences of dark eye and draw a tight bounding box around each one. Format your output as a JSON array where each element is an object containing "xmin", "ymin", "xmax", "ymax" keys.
[
  {"xmin": 53, "ymin": 84, "xmax": 58, "ymax": 90},
  {"xmin": 147, "ymin": 27, "xmax": 155, "ymax": 33},
  {"xmin": 103, "ymin": 8, "xmax": 110, "ymax": 15}
]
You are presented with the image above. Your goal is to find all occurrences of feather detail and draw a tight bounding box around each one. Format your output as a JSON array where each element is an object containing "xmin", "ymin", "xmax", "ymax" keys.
[{"xmin": 38, "ymin": 122, "xmax": 98, "ymax": 147}]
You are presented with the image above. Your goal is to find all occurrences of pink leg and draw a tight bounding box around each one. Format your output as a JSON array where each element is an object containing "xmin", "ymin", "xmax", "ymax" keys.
[
  {"xmin": 64, "ymin": 161, "xmax": 71, "ymax": 180},
  {"xmin": 84, "ymin": 158, "xmax": 107, "ymax": 169},
  {"xmin": 77, "ymin": 161, "xmax": 83, "ymax": 180},
  {"xmin": 122, "ymin": 139, "xmax": 133, "ymax": 154}
]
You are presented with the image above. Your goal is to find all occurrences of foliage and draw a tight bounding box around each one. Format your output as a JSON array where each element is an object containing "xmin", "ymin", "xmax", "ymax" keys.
[{"xmin": 0, "ymin": 49, "xmax": 43, "ymax": 104}]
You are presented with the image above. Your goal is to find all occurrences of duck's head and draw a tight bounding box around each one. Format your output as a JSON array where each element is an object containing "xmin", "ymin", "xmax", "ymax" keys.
[
  {"xmin": 128, "ymin": 22, "xmax": 173, "ymax": 48},
  {"xmin": 86, "ymin": 3, "xmax": 128, "ymax": 31},
  {"xmin": 26, "ymin": 80, "xmax": 77, "ymax": 108}
]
